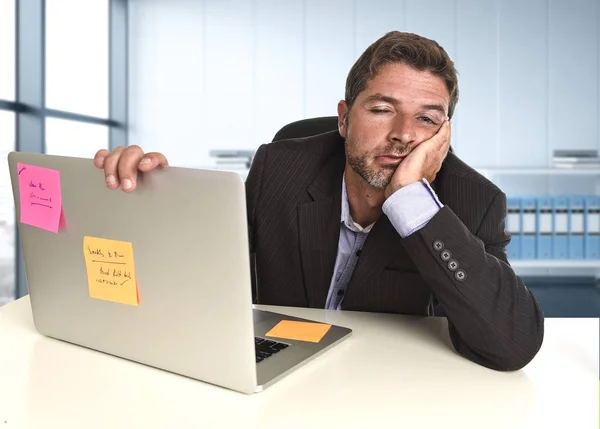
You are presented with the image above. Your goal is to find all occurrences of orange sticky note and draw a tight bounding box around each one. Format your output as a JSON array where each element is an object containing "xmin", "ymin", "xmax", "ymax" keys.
[
  {"xmin": 265, "ymin": 320, "xmax": 332, "ymax": 343},
  {"xmin": 17, "ymin": 163, "xmax": 63, "ymax": 233},
  {"xmin": 83, "ymin": 236, "xmax": 140, "ymax": 306}
]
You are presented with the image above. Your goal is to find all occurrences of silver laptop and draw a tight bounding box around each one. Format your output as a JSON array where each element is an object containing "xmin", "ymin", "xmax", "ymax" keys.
[{"xmin": 7, "ymin": 151, "xmax": 352, "ymax": 394}]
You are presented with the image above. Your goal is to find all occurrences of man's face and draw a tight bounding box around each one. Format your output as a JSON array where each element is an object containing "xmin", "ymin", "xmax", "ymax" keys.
[{"xmin": 338, "ymin": 62, "xmax": 451, "ymax": 189}]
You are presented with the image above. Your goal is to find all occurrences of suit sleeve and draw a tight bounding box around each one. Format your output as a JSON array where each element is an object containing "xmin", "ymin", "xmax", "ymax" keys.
[
  {"xmin": 401, "ymin": 191, "xmax": 545, "ymax": 371},
  {"xmin": 245, "ymin": 144, "xmax": 268, "ymax": 303}
]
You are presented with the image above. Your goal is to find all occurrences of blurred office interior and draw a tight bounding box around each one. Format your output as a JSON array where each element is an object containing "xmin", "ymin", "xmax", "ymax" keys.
[{"xmin": 1, "ymin": 0, "xmax": 600, "ymax": 316}]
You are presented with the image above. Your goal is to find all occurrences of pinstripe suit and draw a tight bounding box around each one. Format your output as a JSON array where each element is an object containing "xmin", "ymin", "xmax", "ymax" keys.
[{"xmin": 246, "ymin": 130, "xmax": 544, "ymax": 371}]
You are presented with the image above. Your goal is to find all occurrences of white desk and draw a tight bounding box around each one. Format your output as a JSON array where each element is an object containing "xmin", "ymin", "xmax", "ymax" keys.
[{"xmin": 0, "ymin": 297, "xmax": 598, "ymax": 429}]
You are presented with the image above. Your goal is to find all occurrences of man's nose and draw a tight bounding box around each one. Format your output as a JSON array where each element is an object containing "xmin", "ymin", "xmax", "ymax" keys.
[{"xmin": 390, "ymin": 116, "xmax": 416, "ymax": 145}]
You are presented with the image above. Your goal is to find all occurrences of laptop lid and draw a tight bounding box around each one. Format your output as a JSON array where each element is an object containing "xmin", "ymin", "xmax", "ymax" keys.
[{"xmin": 8, "ymin": 151, "xmax": 258, "ymax": 393}]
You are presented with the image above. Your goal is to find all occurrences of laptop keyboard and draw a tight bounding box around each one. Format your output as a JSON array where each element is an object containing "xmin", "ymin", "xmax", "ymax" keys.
[{"xmin": 255, "ymin": 337, "xmax": 289, "ymax": 363}]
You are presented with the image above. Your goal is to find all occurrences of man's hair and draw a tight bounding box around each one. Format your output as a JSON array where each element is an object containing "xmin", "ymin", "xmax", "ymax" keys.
[{"xmin": 345, "ymin": 31, "xmax": 459, "ymax": 119}]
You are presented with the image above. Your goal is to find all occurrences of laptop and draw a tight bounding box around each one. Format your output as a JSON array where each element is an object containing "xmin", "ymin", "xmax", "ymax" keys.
[{"xmin": 7, "ymin": 151, "xmax": 352, "ymax": 394}]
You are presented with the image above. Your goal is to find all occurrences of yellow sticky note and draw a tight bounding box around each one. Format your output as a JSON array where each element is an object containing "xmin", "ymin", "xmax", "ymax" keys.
[
  {"xmin": 83, "ymin": 236, "xmax": 139, "ymax": 306},
  {"xmin": 265, "ymin": 320, "xmax": 332, "ymax": 343}
]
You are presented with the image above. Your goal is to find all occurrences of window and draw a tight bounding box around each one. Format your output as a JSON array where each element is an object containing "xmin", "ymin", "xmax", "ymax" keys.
[
  {"xmin": 45, "ymin": 0, "xmax": 109, "ymax": 117},
  {"xmin": 45, "ymin": 118, "xmax": 109, "ymax": 158},
  {"xmin": 0, "ymin": 0, "xmax": 16, "ymax": 101},
  {"xmin": 0, "ymin": 111, "xmax": 16, "ymax": 305},
  {"xmin": 1, "ymin": 0, "xmax": 123, "ymax": 302}
]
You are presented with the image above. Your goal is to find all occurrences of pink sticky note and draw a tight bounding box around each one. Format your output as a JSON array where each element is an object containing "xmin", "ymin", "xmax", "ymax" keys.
[{"xmin": 17, "ymin": 163, "xmax": 63, "ymax": 233}]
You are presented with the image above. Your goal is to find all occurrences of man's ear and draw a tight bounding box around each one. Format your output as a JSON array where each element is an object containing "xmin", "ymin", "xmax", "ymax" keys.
[{"xmin": 337, "ymin": 101, "xmax": 349, "ymax": 138}]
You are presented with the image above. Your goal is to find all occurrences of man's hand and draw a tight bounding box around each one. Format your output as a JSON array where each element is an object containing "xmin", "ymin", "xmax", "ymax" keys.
[
  {"xmin": 93, "ymin": 146, "xmax": 169, "ymax": 192},
  {"xmin": 384, "ymin": 120, "xmax": 451, "ymax": 199}
]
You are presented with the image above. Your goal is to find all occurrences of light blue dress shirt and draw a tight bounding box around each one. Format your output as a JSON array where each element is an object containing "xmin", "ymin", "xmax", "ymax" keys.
[{"xmin": 324, "ymin": 176, "xmax": 444, "ymax": 310}]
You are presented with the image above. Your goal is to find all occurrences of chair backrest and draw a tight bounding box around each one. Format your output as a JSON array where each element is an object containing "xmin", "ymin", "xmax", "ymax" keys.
[
  {"xmin": 272, "ymin": 117, "xmax": 338, "ymax": 141},
  {"xmin": 272, "ymin": 116, "xmax": 453, "ymax": 153}
]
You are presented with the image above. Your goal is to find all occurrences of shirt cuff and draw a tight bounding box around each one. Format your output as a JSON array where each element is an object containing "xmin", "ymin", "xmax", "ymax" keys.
[{"xmin": 382, "ymin": 179, "xmax": 443, "ymax": 238}]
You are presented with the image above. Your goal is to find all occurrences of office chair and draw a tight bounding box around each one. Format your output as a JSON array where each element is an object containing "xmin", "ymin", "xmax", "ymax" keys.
[
  {"xmin": 272, "ymin": 116, "xmax": 454, "ymax": 153},
  {"xmin": 272, "ymin": 116, "xmax": 339, "ymax": 141}
]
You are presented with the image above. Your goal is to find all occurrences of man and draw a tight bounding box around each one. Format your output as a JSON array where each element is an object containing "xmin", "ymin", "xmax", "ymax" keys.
[{"xmin": 94, "ymin": 31, "xmax": 544, "ymax": 371}]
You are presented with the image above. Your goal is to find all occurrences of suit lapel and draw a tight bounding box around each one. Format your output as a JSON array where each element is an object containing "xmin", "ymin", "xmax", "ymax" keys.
[
  {"xmin": 297, "ymin": 149, "xmax": 345, "ymax": 308},
  {"xmin": 344, "ymin": 214, "xmax": 404, "ymax": 297}
]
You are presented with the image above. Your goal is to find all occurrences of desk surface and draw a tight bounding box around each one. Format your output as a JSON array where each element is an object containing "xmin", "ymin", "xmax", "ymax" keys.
[{"xmin": 0, "ymin": 297, "xmax": 598, "ymax": 429}]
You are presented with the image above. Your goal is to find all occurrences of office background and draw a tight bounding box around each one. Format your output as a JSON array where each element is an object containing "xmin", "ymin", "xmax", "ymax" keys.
[{"xmin": 1, "ymin": 0, "xmax": 599, "ymax": 315}]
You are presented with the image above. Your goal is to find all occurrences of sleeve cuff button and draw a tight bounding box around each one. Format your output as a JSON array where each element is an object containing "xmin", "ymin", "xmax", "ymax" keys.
[{"xmin": 455, "ymin": 269, "xmax": 467, "ymax": 281}]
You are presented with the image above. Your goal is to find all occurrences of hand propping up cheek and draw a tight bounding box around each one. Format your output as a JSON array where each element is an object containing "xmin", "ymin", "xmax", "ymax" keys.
[{"xmin": 384, "ymin": 120, "xmax": 451, "ymax": 199}]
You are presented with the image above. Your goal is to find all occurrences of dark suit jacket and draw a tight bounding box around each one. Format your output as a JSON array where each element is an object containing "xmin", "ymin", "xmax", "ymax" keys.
[{"xmin": 246, "ymin": 130, "xmax": 544, "ymax": 371}]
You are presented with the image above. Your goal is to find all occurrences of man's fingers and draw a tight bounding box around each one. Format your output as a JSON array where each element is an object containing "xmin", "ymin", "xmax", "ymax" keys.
[
  {"xmin": 103, "ymin": 146, "xmax": 126, "ymax": 190},
  {"xmin": 117, "ymin": 145, "xmax": 146, "ymax": 192},
  {"xmin": 94, "ymin": 149, "xmax": 110, "ymax": 168},
  {"xmin": 99, "ymin": 146, "xmax": 169, "ymax": 192},
  {"xmin": 137, "ymin": 152, "xmax": 169, "ymax": 171}
]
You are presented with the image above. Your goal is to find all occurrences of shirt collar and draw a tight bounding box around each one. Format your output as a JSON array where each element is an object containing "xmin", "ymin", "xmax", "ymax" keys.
[{"xmin": 341, "ymin": 172, "xmax": 375, "ymax": 233}]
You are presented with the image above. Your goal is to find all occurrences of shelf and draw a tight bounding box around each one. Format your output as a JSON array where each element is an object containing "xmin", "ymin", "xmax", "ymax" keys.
[
  {"xmin": 510, "ymin": 260, "xmax": 600, "ymax": 268},
  {"xmin": 475, "ymin": 167, "xmax": 600, "ymax": 175}
]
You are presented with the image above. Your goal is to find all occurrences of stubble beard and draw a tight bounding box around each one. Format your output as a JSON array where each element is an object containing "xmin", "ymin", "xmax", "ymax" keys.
[{"xmin": 344, "ymin": 135, "xmax": 410, "ymax": 190}]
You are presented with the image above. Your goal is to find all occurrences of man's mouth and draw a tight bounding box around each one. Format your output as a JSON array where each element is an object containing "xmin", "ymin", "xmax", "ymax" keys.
[{"xmin": 377, "ymin": 155, "xmax": 406, "ymax": 165}]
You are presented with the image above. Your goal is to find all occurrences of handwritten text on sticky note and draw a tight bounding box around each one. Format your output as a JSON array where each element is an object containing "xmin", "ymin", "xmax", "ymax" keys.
[
  {"xmin": 265, "ymin": 320, "xmax": 332, "ymax": 343},
  {"xmin": 83, "ymin": 236, "xmax": 139, "ymax": 306},
  {"xmin": 17, "ymin": 163, "xmax": 63, "ymax": 233}
]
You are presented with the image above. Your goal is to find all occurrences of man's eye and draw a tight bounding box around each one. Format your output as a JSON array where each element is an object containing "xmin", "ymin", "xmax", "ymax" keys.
[
  {"xmin": 371, "ymin": 108, "xmax": 391, "ymax": 114},
  {"xmin": 419, "ymin": 116, "xmax": 436, "ymax": 124}
]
